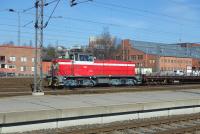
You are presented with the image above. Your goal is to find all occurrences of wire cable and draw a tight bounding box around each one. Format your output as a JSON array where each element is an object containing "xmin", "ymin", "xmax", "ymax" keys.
[
  {"xmin": 44, "ymin": 0, "xmax": 61, "ymax": 28},
  {"xmin": 93, "ymin": 1, "xmax": 200, "ymax": 23}
]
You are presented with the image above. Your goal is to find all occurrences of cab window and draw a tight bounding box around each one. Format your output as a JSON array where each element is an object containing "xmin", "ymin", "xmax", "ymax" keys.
[{"xmin": 79, "ymin": 55, "xmax": 93, "ymax": 62}]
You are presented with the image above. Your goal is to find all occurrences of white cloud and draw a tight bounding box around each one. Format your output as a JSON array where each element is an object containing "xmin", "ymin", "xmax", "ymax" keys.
[{"xmin": 163, "ymin": 1, "xmax": 199, "ymax": 20}]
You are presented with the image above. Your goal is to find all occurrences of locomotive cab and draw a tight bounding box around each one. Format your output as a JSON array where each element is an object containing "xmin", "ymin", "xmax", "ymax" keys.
[
  {"xmin": 69, "ymin": 52, "xmax": 94, "ymax": 62},
  {"xmin": 48, "ymin": 52, "xmax": 95, "ymax": 87}
]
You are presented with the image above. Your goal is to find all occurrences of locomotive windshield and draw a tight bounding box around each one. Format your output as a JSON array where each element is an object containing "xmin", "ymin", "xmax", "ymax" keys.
[
  {"xmin": 66, "ymin": 50, "xmax": 94, "ymax": 62},
  {"xmin": 70, "ymin": 53, "xmax": 94, "ymax": 62},
  {"xmin": 79, "ymin": 55, "xmax": 93, "ymax": 61}
]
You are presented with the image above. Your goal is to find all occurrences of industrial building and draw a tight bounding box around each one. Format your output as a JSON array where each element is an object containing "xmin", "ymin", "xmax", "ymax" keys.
[{"xmin": 115, "ymin": 39, "xmax": 200, "ymax": 74}]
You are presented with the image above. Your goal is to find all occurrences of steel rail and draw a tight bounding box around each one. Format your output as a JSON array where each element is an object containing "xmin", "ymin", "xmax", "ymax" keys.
[{"xmin": 62, "ymin": 113, "xmax": 200, "ymax": 134}]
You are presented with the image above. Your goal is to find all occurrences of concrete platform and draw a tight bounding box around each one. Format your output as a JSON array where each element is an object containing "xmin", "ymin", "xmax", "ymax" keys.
[{"xmin": 0, "ymin": 89, "xmax": 200, "ymax": 133}]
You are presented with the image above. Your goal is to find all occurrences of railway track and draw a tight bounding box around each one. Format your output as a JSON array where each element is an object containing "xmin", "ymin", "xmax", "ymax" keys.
[
  {"xmin": 0, "ymin": 84, "xmax": 200, "ymax": 97},
  {"xmin": 16, "ymin": 113, "xmax": 200, "ymax": 134},
  {"xmin": 54, "ymin": 114, "xmax": 200, "ymax": 134},
  {"xmin": 1, "ymin": 77, "xmax": 200, "ymax": 97}
]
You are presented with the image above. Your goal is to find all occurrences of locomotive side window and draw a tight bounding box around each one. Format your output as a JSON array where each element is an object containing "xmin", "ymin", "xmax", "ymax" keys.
[
  {"xmin": 79, "ymin": 55, "xmax": 93, "ymax": 62},
  {"xmin": 88, "ymin": 55, "xmax": 93, "ymax": 61},
  {"xmin": 79, "ymin": 55, "xmax": 87, "ymax": 61}
]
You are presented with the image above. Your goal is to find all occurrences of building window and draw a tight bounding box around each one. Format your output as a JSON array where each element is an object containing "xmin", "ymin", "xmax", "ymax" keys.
[
  {"xmin": 149, "ymin": 60, "xmax": 155, "ymax": 64},
  {"xmin": 21, "ymin": 57, "xmax": 27, "ymax": 62},
  {"xmin": 0, "ymin": 56, "xmax": 5, "ymax": 62},
  {"xmin": 9, "ymin": 56, "xmax": 16, "ymax": 62},
  {"xmin": 0, "ymin": 64, "xmax": 6, "ymax": 68},
  {"xmin": 20, "ymin": 66, "xmax": 27, "ymax": 72},
  {"xmin": 31, "ymin": 67, "xmax": 34, "ymax": 72},
  {"xmin": 32, "ymin": 58, "xmax": 35, "ymax": 62},
  {"xmin": 7, "ymin": 65, "xmax": 16, "ymax": 69},
  {"xmin": 138, "ymin": 55, "xmax": 143, "ymax": 60},
  {"xmin": 130, "ymin": 55, "xmax": 137, "ymax": 60}
]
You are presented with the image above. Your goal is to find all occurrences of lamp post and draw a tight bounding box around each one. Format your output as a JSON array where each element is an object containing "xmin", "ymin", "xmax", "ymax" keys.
[{"xmin": 8, "ymin": 9, "xmax": 21, "ymax": 46}]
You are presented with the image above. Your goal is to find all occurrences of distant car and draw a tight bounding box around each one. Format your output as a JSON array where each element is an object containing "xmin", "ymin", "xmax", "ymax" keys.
[
  {"xmin": 174, "ymin": 70, "xmax": 184, "ymax": 76},
  {"xmin": 7, "ymin": 73, "xmax": 15, "ymax": 77},
  {"xmin": 0, "ymin": 72, "xmax": 6, "ymax": 77},
  {"xmin": 192, "ymin": 71, "xmax": 200, "ymax": 76}
]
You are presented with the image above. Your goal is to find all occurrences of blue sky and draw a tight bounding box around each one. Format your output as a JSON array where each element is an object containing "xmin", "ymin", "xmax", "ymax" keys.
[{"xmin": 0, "ymin": 0, "xmax": 200, "ymax": 47}]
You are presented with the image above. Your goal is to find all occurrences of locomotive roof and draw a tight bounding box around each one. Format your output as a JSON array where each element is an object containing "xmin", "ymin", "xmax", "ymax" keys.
[{"xmin": 52, "ymin": 58, "xmax": 134, "ymax": 64}]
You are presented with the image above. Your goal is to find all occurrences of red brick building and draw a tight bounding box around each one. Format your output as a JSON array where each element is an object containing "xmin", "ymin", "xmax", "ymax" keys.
[
  {"xmin": 115, "ymin": 39, "xmax": 195, "ymax": 73},
  {"xmin": 0, "ymin": 45, "xmax": 35, "ymax": 75},
  {"xmin": 0, "ymin": 44, "xmax": 52, "ymax": 76},
  {"xmin": 0, "ymin": 44, "xmax": 39, "ymax": 76},
  {"xmin": 115, "ymin": 40, "xmax": 158, "ymax": 72},
  {"xmin": 192, "ymin": 58, "xmax": 200, "ymax": 70}
]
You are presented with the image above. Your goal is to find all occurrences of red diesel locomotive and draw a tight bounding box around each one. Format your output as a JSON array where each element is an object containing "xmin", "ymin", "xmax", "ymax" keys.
[{"xmin": 48, "ymin": 52, "xmax": 138, "ymax": 87}]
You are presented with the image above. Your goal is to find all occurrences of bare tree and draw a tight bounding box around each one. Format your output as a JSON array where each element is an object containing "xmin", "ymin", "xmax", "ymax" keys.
[
  {"xmin": 90, "ymin": 27, "xmax": 117, "ymax": 60},
  {"xmin": 43, "ymin": 44, "xmax": 58, "ymax": 61}
]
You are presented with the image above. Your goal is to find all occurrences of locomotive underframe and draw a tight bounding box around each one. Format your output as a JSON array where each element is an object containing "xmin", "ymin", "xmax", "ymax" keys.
[{"xmin": 49, "ymin": 75, "xmax": 140, "ymax": 88}]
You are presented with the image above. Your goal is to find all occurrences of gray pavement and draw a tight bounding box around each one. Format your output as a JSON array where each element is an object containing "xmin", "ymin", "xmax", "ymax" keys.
[
  {"xmin": 0, "ymin": 89, "xmax": 200, "ymax": 133},
  {"xmin": 0, "ymin": 89, "xmax": 200, "ymax": 113}
]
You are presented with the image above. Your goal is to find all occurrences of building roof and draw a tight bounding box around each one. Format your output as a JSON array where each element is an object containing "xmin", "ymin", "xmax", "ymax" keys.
[
  {"xmin": 130, "ymin": 40, "xmax": 200, "ymax": 58},
  {"xmin": 0, "ymin": 44, "xmax": 36, "ymax": 49}
]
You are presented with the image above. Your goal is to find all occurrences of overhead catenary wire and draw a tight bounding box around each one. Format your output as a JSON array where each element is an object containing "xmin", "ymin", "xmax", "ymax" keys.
[
  {"xmin": 0, "ymin": 14, "xmax": 188, "ymax": 36},
  {"xmin": 1, "ymin": 9, "xmax": 200, "ymax": 43},
  {"xmin": 88, "ymin": 1, "xmax": 200, "ymax": 31},
  {"xmin": 0, "ymin": 19, "xmax": 199, "ymax": 44},
  {"xmin": 44, "ymin": 0, "xmax": 61, "ymax": 28},
  {"xmin": 13, "ymin": 10, "xmax": 199, "ymax": 37},
  {"xmin": 1, "ymin": 27, "xmax": 195, "ymax": 46},
  {"xmin": 93, "ymin": 0, "xmax": 200, "ymax": 23},
  {"xmin": 0, "ymin": 23, "xmax": 188, "ymax": 40},
  {"xmin": 23, "ymin": 0, "xmax": 60, "ymax": 13},
  {"xmin": 0, "ymin": 0, "xmax": 200, "ymax": 45},
  {"xmin": 1, "ymin": 1, "xmax": 198, "ymax": 36}
]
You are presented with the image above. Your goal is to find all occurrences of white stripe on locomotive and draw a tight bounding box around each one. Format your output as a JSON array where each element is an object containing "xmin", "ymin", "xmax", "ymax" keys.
[{"xmin": 57, "ymin": 62, "xmax": 135, "ymax": 67}]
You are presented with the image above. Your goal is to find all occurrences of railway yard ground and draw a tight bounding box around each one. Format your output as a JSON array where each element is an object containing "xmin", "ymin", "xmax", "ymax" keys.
[
  {"xmin": 0, "ymin": 77, "xmax": 200, "ymax": 133},
  {"xmin": 1, "ymin": 77, "xmax": 200, "ymax": 97},
  {"xmin": 0, "ymin": 85, "xmax": 200, "ymax": 133},
  {"xmin": 14, "ymin": 113, "xmax": 200, "ymax": 134}
]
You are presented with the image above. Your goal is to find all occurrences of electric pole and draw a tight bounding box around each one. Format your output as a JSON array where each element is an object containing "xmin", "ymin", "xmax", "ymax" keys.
[
  {"xmin": 32, "ymin": 0, "xmax": 93, "ymax": 95},
  {"xmin": 33, "ymin": 0, "xmax": 44, "ymax": 95},
  {"xmin": 8, "ymin": 9, "xmax": 21, "ymax": 46}
]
